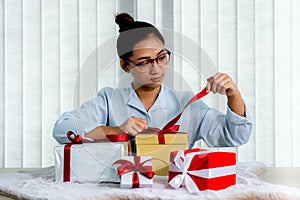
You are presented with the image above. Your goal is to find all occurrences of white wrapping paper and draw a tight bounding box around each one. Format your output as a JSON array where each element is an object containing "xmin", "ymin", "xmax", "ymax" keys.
[{"xmin": 54, "ymin": 142, "xmax": 129, "ymax": 183}]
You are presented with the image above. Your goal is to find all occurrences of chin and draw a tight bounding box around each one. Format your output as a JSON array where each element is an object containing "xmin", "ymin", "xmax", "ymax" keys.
[
  {"xmin": 134, "ymin": 78, "xmax": 164, "ymax": 90},
  {"xmin": 139, "ymin": 82, "xmax": 162, "ymax": 90}
]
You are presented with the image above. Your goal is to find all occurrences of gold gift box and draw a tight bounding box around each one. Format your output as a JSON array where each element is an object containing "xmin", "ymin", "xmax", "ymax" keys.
[{"xmin": 135, "ymin": 132, "xmax": 188, "ymax": 176}]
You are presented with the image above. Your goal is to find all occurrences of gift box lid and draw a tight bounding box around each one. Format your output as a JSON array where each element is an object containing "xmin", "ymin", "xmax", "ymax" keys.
[
  {"xmin": 135, "ymin": 132, "xmax": 188, "ymax": 145},
  {"xmin": 169, "ymin": 148, "xmax": 207, "ymax": 162},
  {"xmin": 170, "ymin": 149, "xmax": 236, "ymax": 170},
  {"xmin": 190, "ymin": 152, "xmax": 236, "ymax": 170}
]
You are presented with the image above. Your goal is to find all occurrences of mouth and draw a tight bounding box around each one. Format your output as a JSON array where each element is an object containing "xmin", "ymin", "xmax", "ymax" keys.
[{"xmin": 151, "ymin": 76, "xmax": 163, "ymax": 82}]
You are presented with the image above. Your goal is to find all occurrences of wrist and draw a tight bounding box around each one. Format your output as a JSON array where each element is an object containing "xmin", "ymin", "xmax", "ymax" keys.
[
  {"xmin": 227, "ymin": 90, "xmax": 241, "ymax": 101},
  {"xmin": 103, "ymin": 126, "xmax": 124, "ymax": 135},
  {"xmin": 115, "ymin": 126, "xmax": 124, "ymax": 134},
  {"xmin": 227, "ymin": 90, "xmax": 245, "ymax": 117}
]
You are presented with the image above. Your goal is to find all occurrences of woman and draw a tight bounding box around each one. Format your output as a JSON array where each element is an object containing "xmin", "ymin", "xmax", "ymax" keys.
[{"xmin": 53, "ymin": 13, "xmax": 252, "ymax": 148}]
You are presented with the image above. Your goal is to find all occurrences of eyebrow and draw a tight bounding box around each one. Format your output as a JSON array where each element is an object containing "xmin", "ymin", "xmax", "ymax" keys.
[{"xmin": 136, "ymin": 49, "xmax": 165, "ymax": 60}]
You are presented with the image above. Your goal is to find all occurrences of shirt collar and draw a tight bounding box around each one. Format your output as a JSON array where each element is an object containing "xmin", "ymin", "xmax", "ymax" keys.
[{"xmin": 127, "ymin": 84, "xmax": 168, "ymax": 113}]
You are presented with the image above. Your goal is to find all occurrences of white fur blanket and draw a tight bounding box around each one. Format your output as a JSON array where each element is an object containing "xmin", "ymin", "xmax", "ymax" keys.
[{"xmin": 0, "ymin": 162, "xmax": 300, "ymax": 200}]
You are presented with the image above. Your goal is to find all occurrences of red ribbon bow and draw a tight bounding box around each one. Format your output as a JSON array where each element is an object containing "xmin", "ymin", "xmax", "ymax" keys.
[
  {"xmin": 113, "ymin": 156, "xmax": 155, "ymax": 188},
  {"xmin": 67, "ymin": 131, "xmax": 83, "ymax": 144}
]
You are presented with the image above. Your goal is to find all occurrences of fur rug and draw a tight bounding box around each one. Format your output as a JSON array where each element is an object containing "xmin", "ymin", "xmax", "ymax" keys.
[{"xmin": 0, "ymin": 162, "xmax": 300, "ymax": 200}]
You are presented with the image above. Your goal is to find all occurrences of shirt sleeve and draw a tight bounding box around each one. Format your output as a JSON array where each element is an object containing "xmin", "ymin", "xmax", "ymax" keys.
[
  {"xmin": 52, "ymin": 88, "xmax": 110, "ymax": 144},
  {"xmin": 190, "ymin": 99, "xmax": 252, "ymax": 148}
]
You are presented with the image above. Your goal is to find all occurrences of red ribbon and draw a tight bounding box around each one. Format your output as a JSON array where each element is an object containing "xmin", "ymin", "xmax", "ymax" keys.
[
  {"xmin": 106, "ymin": 134, "xmax": 131, "ymax": 142},
  {"xmin": 141, "ymin": 125, "xmax": 180, "ymax": 144},
  {"xmin": 141, "ymin": 78, "xmax": 213, "ymax": 144},
  {"xmin": 164, "ymin": 77, "xmax": 214, "ymax": 130},
  {"xmin": 63, "ymin": 131, "xmax": 83, "ymax": 182},
  {"xmin": 63, "ymin": 143, "xmax": 72, "ymax": 182},
  {"xmin": 113, "ymin": 156, "xmax": 155, "ymax": 188},
  {"xmin": 162, "ymin": 88, "xmax": 208, "ymax": 131}
]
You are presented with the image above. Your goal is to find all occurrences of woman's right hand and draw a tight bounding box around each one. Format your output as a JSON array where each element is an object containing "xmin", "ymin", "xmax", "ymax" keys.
[{"xmin": 119, "ymin": 116, "xmax": 148, "ymax": 136}]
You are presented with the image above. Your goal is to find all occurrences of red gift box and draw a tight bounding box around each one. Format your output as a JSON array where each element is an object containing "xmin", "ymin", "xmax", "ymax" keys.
[{"xmin": 168, "ymin": 148, "xmax": 236, "ymax": 192}]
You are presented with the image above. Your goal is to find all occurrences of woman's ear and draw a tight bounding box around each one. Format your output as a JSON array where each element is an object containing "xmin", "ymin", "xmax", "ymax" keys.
[{"xmin": 120, "ymin": 60, "xmax": 130, "ymax": 73}]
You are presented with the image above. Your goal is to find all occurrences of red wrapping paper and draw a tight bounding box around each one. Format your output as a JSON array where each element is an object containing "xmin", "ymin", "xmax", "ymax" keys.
[{"xmin": 168, "ymin": 148, "xmax": 236, "ymax": 192}]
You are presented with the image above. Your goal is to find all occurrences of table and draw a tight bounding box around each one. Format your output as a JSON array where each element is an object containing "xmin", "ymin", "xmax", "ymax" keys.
[
  {"xmin": 258, "ymin": 167, "xmax": 300, "ymax": 189},
  {"xmin": 1, "ymin": 167, "xmax": 300, "ymax": 199}
]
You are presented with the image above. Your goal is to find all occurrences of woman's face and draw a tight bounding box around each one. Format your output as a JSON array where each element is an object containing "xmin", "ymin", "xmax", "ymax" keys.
[{"xmin": 127, "ymin": 35, "xmax": 168, "ymax": 90}]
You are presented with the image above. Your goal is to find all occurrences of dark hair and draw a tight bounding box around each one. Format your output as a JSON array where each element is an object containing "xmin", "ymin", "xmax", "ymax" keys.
[{"xmin": 115, "ymin": 13, "xmax": 165, "ymax": 60}]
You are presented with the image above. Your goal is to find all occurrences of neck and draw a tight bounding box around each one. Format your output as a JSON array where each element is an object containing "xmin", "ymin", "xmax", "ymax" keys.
[
  {"xmin": 133, "ymin": 84, "xmax": 161, "ymax": 111},
  {"xmin": 135, "ymin": 85, "xmax": 161, "ymax": 99}
]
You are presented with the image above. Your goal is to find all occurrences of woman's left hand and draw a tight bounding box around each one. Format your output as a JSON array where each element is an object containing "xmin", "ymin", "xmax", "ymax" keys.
[
  {"xmin": 206, "ymin": 72, "xmax": 239, "ymax": 98},
  {"xmin": 206, "ymin": 72, "xmax": 245, "ymax": 116}
]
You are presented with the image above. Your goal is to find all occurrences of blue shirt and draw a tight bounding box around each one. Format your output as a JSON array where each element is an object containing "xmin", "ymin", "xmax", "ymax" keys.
[{"xmin": 53, "ymin": 85, "xmax": 252, "ymax": 148}]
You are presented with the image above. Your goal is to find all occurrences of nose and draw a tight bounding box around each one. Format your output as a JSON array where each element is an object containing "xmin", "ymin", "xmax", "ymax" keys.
[{"xmin": 149, "ymin": 61, "xmax": 161, "ymax": 74}]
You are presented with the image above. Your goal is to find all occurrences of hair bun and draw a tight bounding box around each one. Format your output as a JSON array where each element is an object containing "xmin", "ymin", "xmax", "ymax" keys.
[{"xmin": 115, "ymin": 13, "xmax": 134, "ymax": 32}]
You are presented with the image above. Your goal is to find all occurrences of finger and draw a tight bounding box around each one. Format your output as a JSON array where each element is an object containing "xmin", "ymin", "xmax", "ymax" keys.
[
  {"xmin": 127, "ymin": 118, "xmax": 147, "ymax": 130},
  {"xmin": 119, "ymin": 123, "xmax": 128, "ymax": 133},
  {"xmin": 132, "ymin": 125, "xmax": 144, "ymax": 134},
  {"xmin": 205, "ymin": 81, "xmax": 211, "ymax": 93},
  {"xmin": 124, "ymin": 126, "xmax": 138, "ymax": 136},
  {"xmin": 223, "ymin": 81, "xmax": 237, "ymax": 96},
  {"xmin": 208, "ymin": 76, "xmax": 215, "ymax": 83},
  {"xmin": 131, "ymin": 121, "xmax": 145, "ymax": 133},
  {"xmin": 219, "ymin": 84, "xmax": 228, "ymax": 95},
  {"xmin": 206, "ymin": 76, "xmax": 214, "ymax": 93},
  {"xmin": 215, "ymin": 73, "xmax": 229, "ymax": 93},
  {"xmin": 216, "ymin": 78, "xmax": 230, "ymax": 94},
  {"xmin": 216, "ymin": 83, "xmax": 224, "ymax": 94},
  {"xmin": 219, "ymin": 81, "xmax": 229, "ymax": 94},
  {"xmin": 119, "ymin": 118, "xmax": 135, "ymax": 133},
  {"xmin": 132, "ymin": 117, "xmax": 148, "ymax": 129},
  {"xmin": 211, "ymin": 74, "xmax": 221, "ymax": 93},
  {"xmin": 132, "ymin": 116, "xmax": 147, "ymax": 125}
]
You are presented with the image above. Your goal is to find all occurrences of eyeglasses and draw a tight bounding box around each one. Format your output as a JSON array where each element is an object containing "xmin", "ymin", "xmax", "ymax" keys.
[{"xmin": 126, "ymin": 49, "xmax": 171, "ymax": 72}]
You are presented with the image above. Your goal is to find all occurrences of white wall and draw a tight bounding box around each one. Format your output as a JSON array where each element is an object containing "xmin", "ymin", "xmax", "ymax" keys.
[{"xmin": 0, "ymin": 0, "xmax": 299, "ymax": 167}]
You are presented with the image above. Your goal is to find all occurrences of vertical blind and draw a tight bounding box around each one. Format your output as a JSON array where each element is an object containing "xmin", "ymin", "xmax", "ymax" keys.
[{"xmin": 0, "ymin": 0, "xmax": 299, "ymax": 167}]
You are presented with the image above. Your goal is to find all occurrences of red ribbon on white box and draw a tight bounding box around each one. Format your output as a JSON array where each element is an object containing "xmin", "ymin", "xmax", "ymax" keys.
[
  {"xmin": 63, "ymin": 131, "xmax": 131, "ymax": 182},
  {"xmin": 169, "ymin": 150, "xmax": 236, "ymax": 193},
  {"xmin": 113, "ymin": 156, "xmax": 154, "ymax": 188}
]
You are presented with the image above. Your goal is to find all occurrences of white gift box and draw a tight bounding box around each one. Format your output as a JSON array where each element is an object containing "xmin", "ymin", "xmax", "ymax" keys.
[
  {"xmin": 54, "ymin": 142, "xmax": 130, "ymax": 183},
  {"xmin": 121, "ymin": 171, "xmax": 153, "ymax": 188},
  {"xmin": 114, "ymin": 156, "xmax": 153, "ymax": 188}
]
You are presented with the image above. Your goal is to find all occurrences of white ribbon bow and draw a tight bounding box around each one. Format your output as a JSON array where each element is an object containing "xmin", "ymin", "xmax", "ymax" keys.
[{"xmin": 168, "ymin": 150, "xmax": 236, "ymax": 193}]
